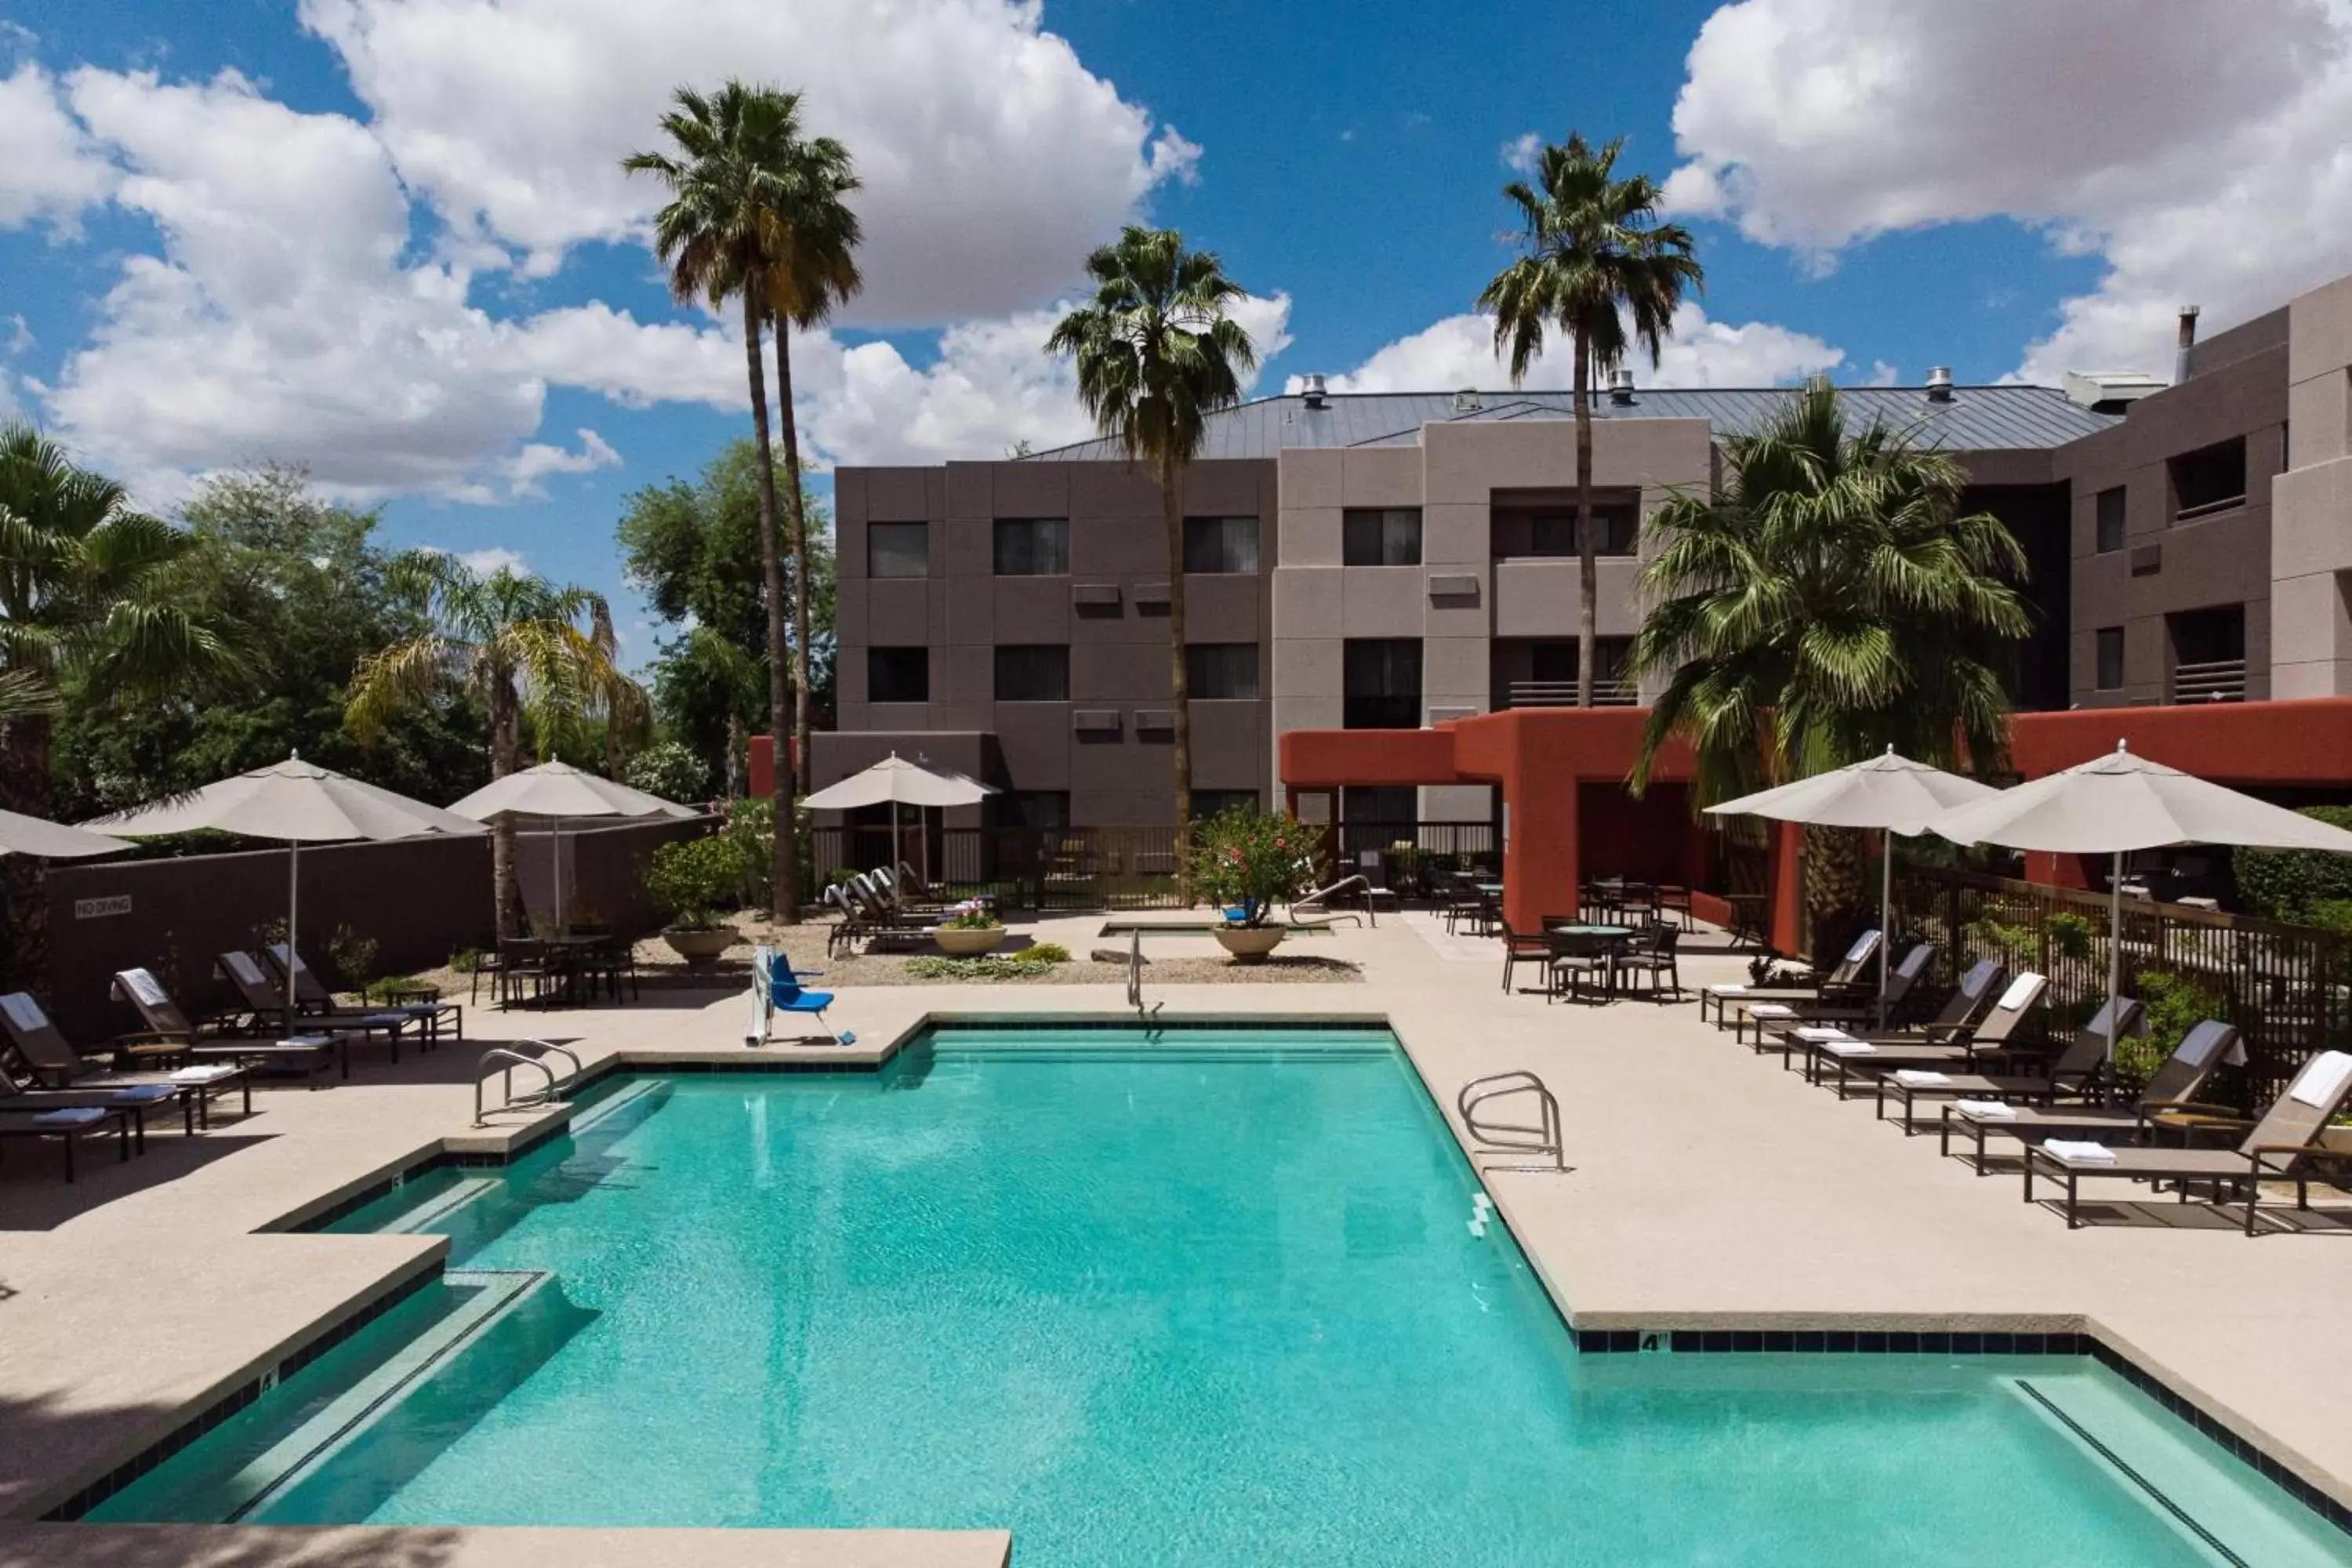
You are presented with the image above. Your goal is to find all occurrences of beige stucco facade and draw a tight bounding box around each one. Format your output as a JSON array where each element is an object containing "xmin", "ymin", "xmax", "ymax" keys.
[{"xmin": 2273, "ymin": 273, "xmax": 2352, "ymax": 698}]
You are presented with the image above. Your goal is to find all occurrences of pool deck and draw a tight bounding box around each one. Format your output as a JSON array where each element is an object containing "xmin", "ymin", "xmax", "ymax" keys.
[{"xmin": 4, "ymin": 910, "xmax": 2350, "ymax": 1560}]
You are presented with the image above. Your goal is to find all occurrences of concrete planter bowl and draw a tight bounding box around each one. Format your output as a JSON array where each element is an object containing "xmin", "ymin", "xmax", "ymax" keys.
[
  {"xmin": 662, "ymin": 926, "xmax": 738, "ymax": 971},
  {"xmin": 935, "ymin": 925, "xmax": 1007, "ymax": 957},
  {"xmin": 1214, "ymin": 925, "xmax": 1287, "ymax": 964}
]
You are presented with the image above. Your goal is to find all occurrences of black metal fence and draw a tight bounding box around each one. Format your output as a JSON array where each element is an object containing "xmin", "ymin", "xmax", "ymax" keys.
[{"xmin": 1896, "ymin": 866, "xmax": 2352, "ymax": 1109}]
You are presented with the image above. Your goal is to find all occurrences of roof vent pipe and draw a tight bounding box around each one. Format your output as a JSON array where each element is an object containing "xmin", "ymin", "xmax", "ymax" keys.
[
  {"xmin": 1608, "ymin": 368, "xmax": 1636, "ymax": 406},
  {"xmin": 1925, "ymin": 366, "xmax": 1955, "ymax": 403},
  {"xmin": 2176, "ymin": 305, "xmax": 2200, "ymax": 384},
  {"xmin": 1301, "ymin": 372, "xmax": 1327, "ymax": 409},
  {"xmin": 1453, "ymin": 387, "xmax": 1482, "ymax": 413}
]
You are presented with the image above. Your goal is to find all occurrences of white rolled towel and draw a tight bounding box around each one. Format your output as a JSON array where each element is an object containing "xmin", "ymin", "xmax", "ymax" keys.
[
  {"xmin": 1894, "ymin": 1069, "xmax": 1951, "ymax": 1087},
  {"xmin": 1708, "ymin": 983, "xmax": 1747, "ymax": 995},
  {"xmin": 1793, "ymin": 1026, "xmax": 1853, "ymax": 1042},
  {"xmin": 1748, "ymin": 1004, "xmax": 1796, "ymax": 1018},
  {"xmin": 1954, "ymin": 1099, "xmax": 2016, "ymax": 1120},
  {"xmin": 1820, "ymin": 1038, "xmax": 1877, "ymax": 1056},
  {"xmin": 169, "ymin": 1065, "xmax": 236, "ymax": 1083},
  {"xmin": 2043, "ymin": 1139, "xmax": 2116, "ymax": 1164}
]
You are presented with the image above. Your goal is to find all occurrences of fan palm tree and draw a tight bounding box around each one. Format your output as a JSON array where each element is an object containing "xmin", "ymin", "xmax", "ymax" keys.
[
  {"xmin": 1047, "ymin": 227, "xmax": 1257, "ymax": 896},
  {"xmin": 347, "ymin": 554, "xmax": 651, "ymax": 938},
  {"xmin": 1627, "ymin": 379, "xmax": 2031, "ymax": 804},
  {"xmin": 626, "ymin": 82, "xmax": 858, "ymax": 925},
  {"xmin": 1479, "ymin": 134, "xmax": 1703, "ymax": 706}
]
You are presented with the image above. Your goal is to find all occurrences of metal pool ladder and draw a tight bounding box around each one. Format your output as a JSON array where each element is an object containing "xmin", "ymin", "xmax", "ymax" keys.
[
  {"xmin": 1457, "ymin": 1071, "xmax": 1565, "ymax": 1172},
  {"xmin": 474, "ymin": 1039, "xmax": 583, "ymax": 1127},
  {"xmin": 1127, "ymin": 929, "xmax": 1162, "ymax": 1029}
]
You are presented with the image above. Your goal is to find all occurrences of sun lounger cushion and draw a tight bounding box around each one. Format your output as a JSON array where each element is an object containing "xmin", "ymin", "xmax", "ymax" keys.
[
  {"xmin": 2288, "ymin": 1050, "xmax": 2352, "ymax": 1109},
  {"xmin": 2042, "ymin": 1139, "xmax": 2117, "ymax": 1164},
  {"xmin": 1954, "ymin": 1099, "xmax": 2016, "ymax": 1120},
  {"xmin": 2175, "ymin": 1021, "xmax": 2245, "ymax": 1069},
  {"xmin": 0, "ymin": 993, "xmax": 45, "ymax": 1032},
  {"xmin": 1996, "ymin": 974, "xmax": 2045, "ymax": 1011},
  {"xmin": 20, "ymin": 1108, "xmax": 107, "ymax": 1131},
  {"xmin": 1843, "ymin": 932, "xmax": 1878, "ymax": 964},
  {"xmin": 118, "ymin": 969, "xmax": 171, "ymax": 1008}
]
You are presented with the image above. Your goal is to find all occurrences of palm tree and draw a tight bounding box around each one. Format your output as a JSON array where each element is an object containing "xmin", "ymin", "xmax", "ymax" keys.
[
  {"xmin": 347, "ymin": 554, "xmax": 650, "ymax": 938},
  {"xmin": 626, "ymin": 82, "xmax": 858, "ymax": 926},
  {"xmin": 1047, "ymin": 227, "xmax": 1256, "ymax": 896},
  {"xmin": 1479, "ymin": 134, "xmax": 1703, "ymax": 706},
  {"xmin": 1627, "ymin": 379, "xmax": 2030, "ymax": 802}
]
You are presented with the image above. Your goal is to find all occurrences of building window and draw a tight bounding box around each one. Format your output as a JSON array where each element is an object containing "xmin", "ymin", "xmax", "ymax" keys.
[
  {"xmin": 867, "ymin": 521, "xmax": 929, "ymax": 579},
  {"xmin": 2093, "ymin": 487, "xmax": 2125, "ymax": 554},
  {"xmin": 1491, "ymin": 492, "xmax": 1639, "ymax": 557},
  {"xmin": 2094, "ymin": 627, "xmax": 2125, "ymax": 692},
  {"xmin": 1514, "ymin": 637, "xmax": 1632, "ymax": 705},
  {"xmin": 1342, "ymin": 507, "xmax": 1423, "ymax": 566},
  {"xmin": 1343, "ymin": 637, "xmax": 1421, "ymax": 729},
  {"xmin": 1185, "ymin": 643, "xmax": 1261, "ymax": 700},
  {"xmin": 2168, "ymin": 604, "xmax": 2246, "ymax": 704},
  {"xmin": 993, "ymin": 644, "xmax": 1069, "ymax": 702},
  {"xmin": 869, "ymin": 646, "xmax": 930, "ymax": 704},
  {"xmin": 1341, "ymin": 786, "xmax": 1417, "ymax": 826},
  {"xmin": 1192, "ymin": 789, "xmax": 1262, "ymax": 819},
  {"xmin": 993, "ymin": 518, "xmax": 1069, "ymax": 575},
  {"xmin": 992, "ymin": 790, "xmax": 1069, "ymax": 829},
  {"xmin": 2169, "ymin": 438, "xmax": 2246, "ymax": 523},
  {"xmin": 1183, "ymin": 515, "xmax": 1261, "ymax": 574}
]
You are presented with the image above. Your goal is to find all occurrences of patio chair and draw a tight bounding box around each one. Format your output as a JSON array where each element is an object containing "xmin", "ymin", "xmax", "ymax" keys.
[
  {"xmin": 1546, "ymin": 929, "xmax": 1615, "ymax": 1004},
  {"xmin": 1613, "ymin": 923, "xmax": 1682, "ymax": 1001},
  {"xmin": 221, "ymin": 952, "xmax": 405, "ymax": 1063},
  {"xmin": 1443, "ymin": 877, "xmax": 1486, "ymax": 936},
  {"xmin": 1940, "ymin": 1020, "xmax": 2246, "ymax": 1173},
  {"xmin": 1701, "ymin": 928, "xmax": 1883, "ymax": 1028},
  {"xmin": 0, "ymin": 1105, "xmax": 134, "ymax": 1183},
  {"xmin": 1871, "ymin": 996, "xmax": 2145, "ymax": 1132},
  {"xmin": 1655, "ymin": 885, "xmax": 1693, "ymax": 930},
  {"xmin": 113, "ymin": 967, "xmax": 345, "ymax": 1083},
  {"xmin": 1789, "ymin": 970, "xmax": 2044, "ymax": 1100},
  {"xmin": 495, "ymin": 938, "xmax": 552, "ymax": 1009},
  {"xmin": 1500, "ymin": 927, "xmax": 1555, "ymax": 994},
  {"xmin": 267, "ymin": 945, "xmax": 458, "ymax": 1043},
  {"xmin": 746, "ymin": 947, "xmax": 851, "ymax": 1046},
  {"xmin": 0, "ymin": 992, "xmax": 249, "ymax": 1134},
  {"xmin": 2024, "ymin": 1048, "xmax": 2352, "ymax": 1233}
]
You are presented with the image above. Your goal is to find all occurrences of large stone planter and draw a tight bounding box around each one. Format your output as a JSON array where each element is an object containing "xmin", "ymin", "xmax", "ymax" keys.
[
  {"xmin": 1214, "ymin": 925, "xmax": 1286, "ymax": 964},
  {"xmin": 662, "ymin": 925, "xmax": 737, "ymax": 971},
  {"xmin": 935, "ymin": 925, "xmax": 1007, "ymax": 957}
]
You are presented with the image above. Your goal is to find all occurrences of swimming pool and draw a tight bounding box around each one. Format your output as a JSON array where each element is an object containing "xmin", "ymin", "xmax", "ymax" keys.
[{"xmin": 92, "ymin": 1027, "xmax": 2346, "ymax": 1563}]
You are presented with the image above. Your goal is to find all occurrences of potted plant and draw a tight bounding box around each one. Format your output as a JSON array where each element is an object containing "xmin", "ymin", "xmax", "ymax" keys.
[
  {"xmin": 1195, "ymin": 807, "xmax": 1309, "ymax": 962},
  {"xmin": 645, "ymin": 834, "xmax": 742, "ymax": 970},
  {"xmin": 934, "ymin": 898, "xmax": 1006, "ymax": 956}
]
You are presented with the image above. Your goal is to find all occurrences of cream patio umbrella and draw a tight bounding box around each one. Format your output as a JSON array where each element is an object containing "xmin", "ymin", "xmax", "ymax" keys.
[
  {"xmin": 86, "ymin": 752, "xmax": 486, "ymax": 1018},
  {"xmin": 1929, "ymin": 739, "xmax": 2352, "ymax": 1046},
  {"xmin": 0, "ymin": 808, "xmax": 132, "ymax": 858},
  {"xmin": 1706, "ymin": 748, "xmax": 2002, "ymax": 1025},
  {"xmin": 800, "ymin": 753, "xmax": 997, "ymax": 877},
  {"xmin": 446, "ymin": 760, "xmax": 699, "ymax": 933}
]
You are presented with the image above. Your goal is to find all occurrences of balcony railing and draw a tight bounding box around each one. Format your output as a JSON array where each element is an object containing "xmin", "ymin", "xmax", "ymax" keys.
[
  {"xmin": 1505, "ymin": 678, "xmax": 1636, "ymax": 708},
  {"xmin": 2171, "ymin": 658, "xmax": 2247, "ymax": 704}
]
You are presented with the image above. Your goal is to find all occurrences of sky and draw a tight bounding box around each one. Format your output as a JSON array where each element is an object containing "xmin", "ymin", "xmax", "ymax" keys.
[{"xmin": 6, "ymin": 0, "xmax": 2352, "ymax": 665}]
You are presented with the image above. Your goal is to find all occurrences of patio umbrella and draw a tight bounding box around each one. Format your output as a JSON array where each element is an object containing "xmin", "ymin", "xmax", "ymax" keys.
[
  {"xmin": 0, "ymin": 808, "xmax": 131, "ymax": 858},
  {"xmin": 1706, "ymin": 748, "xmax": 2001, "ymax": 1025},
  {"xmin": 1929, "ymin": 739, "xmax": 2352, "ymax": 1047},
  {"xmin": 85, "ymin": 752, "xmax": 485, "ymax": 1019},
  {"xmin": 801, "ymin": 753, "xmax": 996, "ymax": 876},
  {"xmin": 447, "ymin": 761, "xmax": 698, "ymax": 932}
]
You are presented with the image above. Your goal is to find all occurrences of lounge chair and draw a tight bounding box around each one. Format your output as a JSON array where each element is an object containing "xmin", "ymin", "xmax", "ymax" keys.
[
  {"xmin": 1757, "ymin": 956, "xmax": 2004, "ymax": 1063},
  {"xmin": 0, "ymin": 992, "xmax": 249, "ymax": 1134},
  {"xmin": 0, "ymin": 1058, "xmax": 168, "ymax": 1156},
  {"xmin": 220, "ymin": 952, "xmax": 408, "ymax": 1063},
  {"xmin": 1940, "ymin": 1020, "xmax": 2247, "ymax": 1173},
  {"xmin": 1737, "ymin": 943, "xmax": 1936, "ymax": 1041},
  {"xmin": 2024, "ymin": 1049, "xmax": 2352, "ymax": 1232},
  {"xmin": 1871, "ymin": 996, "xmax": 2145, "ymax": 1132},
  {"xmin": 1790, "ymin": 970, "xmax": 2044, "ymax": 1099},
  {"xmin": 113, "ymin": 967, "xmax": 349, "ymax": 1083},
  {"xmin": 1702, "ymin": 929, "xmax": 1882, "ymax": 1029},
  {"xmin": 0, "ymin": 1105, "xmax": 134, "ymax": 1182},
  {"xmin": 267, "ymin": 946, "xmax": 459, "ymax": 1044}
]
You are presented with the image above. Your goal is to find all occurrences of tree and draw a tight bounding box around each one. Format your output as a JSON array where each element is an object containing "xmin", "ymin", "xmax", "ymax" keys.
[
  {"xmin": 1047, "ymin": 227, "xmax": 1257, "ymax": 897},
  {"xmin": 1627, "ymin": 380, "xmax": 2028, "ymax": 835},
  {"xmin": 1479, "ymin": 133, "xmax": 1703, "ymax": 706},
  {"xmin": 626, "ymin": 82, "xmax": 858, "ymax": 927},
  {"xmin": 618, "ymin": 441, "xmax": 836, "ymax": 792},
  {"xmin": 346, "ymin": 554, "xmax": 651, "ymax": 938}
]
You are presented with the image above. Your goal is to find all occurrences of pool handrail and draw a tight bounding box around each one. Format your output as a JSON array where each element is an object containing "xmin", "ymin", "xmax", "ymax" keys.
[
  {"xmin": 473, "ymin": 1039, "xmax": 581, "ymax": 1127},
  {"xmin": 1457, "ymin": 1070, "xmax": 1565, "ymax": 1171}
]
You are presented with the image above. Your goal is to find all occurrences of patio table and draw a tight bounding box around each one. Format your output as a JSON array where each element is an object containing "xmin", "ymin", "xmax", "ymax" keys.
[{"xmin": 1544, "ymin": 924, "xmax": 1637, "ymax": 999}]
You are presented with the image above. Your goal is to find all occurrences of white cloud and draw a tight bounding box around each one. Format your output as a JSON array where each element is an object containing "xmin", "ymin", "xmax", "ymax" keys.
[
  {"xmin": 1500, "ymin": 132, "xmax": 1541, "ymax": 174},
  {"xmin": 456, "ymin": 545, "xmax": 528, "ymax": 576},
  {"xmin": 1300, "ymin": 302, "xmax": 1842, "ymax": 394},
  {"xmin": 296, "ymin": 0, "xmax": 1200, "ymax": 320},
  {"xmin": 1665, "ymin": 0, "xmax": 2352, "ymax": 378},
  {"xmin": 0, "ymin": 62, "xmax": 116, "ymax": 230}
]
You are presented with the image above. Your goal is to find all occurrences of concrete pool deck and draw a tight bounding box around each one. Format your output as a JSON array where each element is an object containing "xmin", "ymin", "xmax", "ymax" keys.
[{"xmin": 3, "ymin": 910, "xmax": 2349, "ymax": 1560}]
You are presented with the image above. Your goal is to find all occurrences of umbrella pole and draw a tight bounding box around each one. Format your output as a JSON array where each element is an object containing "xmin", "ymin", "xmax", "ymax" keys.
[
  {"xmin": 2107, "ymin": 848, "xmax": 2124, "ymax": 1064},
  {"xmin": 555, "ymin": 820, "xmax": 565, "ymax": 936},
  {"xmin": 891, "ymin": 804, "xmax": 902, "ymax": 878},
  {"xmin": 1878, "ymin": 830, "xmax": 1893, "ymax": 1029},
  {"xmin": 285, "ymin": 839, "xmax": 299, "ymax": 1029}
]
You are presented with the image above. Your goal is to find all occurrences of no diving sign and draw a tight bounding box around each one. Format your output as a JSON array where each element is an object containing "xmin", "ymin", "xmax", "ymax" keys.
[{"xmin": 74, "ymin": 895, "xmax": 132, "ymax": 920}]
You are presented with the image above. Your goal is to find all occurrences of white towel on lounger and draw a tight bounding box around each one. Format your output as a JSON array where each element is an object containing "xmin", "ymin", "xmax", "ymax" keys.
[
  {"xmin": 1894, "ymin": 1069, "xmax": 1951, "ymax": 1087},
  {"xmin": 1819, "ymin": 1038, "xmax": 1876, "ymax": 1057},
  {"xmin": 2043, "ymin": 1139, "xmax": 2116, "ymax": 1164},
  {"xmin": 1793, "ymin": 1026, "xmax": 1851, "ymax": 1042},
  {"xmin": 169, "ymin": 1064, "xmax": 238, "ymax": 1083},
  {"xmin": 1954, "ymin": 1099, "xmax": 2015, "ymax": 1120},
  {"xmin": 2288, "ymin": 1050, "xmax": 2352, "ymax": 1109},
  {"xmin": 1748, "ymin": 1003, "xmax": 1796, "ymax": 1018},
  {"xmin": 1708, "ymin": 983, "xmax": 1746, "ymax": 995}
]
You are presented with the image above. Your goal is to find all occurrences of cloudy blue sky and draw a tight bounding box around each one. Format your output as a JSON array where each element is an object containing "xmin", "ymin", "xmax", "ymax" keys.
[{"xmin": 5, "ymin": 0, "xmax": 2350, "ymax": 659}]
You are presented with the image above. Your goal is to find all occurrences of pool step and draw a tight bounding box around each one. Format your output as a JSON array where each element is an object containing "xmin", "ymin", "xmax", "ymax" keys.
[{"xmin": 2009, "ymin": 1373, "xmax": 2347, "ymax": 1566}]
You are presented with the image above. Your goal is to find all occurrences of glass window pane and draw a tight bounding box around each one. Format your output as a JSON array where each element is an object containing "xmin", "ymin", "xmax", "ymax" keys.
[
  {"xmin": 1185, "ymin": 643, "xmax": 1260, "ymax": 700},
  {"xmin": 869, "ymin": 647, "xmax": 929, "ymax": 704},
  {"xmin": 994, "ymin": 519, "xmax": 1069, "ymax": 575},
  {"xmin": 867, "ymin": 521, "xmax": 928, "ymax": 579},
  {"xmin": 2095, "ymin": 627, "xmax": 2125, "ymax": 691},
  {"xmin": 993, "ymin": 644, "xmax": 1069, "ymax": 701},
  {"xmin": 2095, "ymin": 488, "xmax": 2126, "ymax": 554},
  {"xmin": 1185, "ymin": 517, "xmax": 1260, "ymax": 573}
]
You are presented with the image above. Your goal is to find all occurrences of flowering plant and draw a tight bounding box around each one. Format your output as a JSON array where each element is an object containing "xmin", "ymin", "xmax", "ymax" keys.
[
  {"xmin": 940, "ymin": 898, "xmax": 1001, "ymax": 931},
  {"xmin": 1192, "ymin": 807, "xmax": 1311, "ymax": 928}
]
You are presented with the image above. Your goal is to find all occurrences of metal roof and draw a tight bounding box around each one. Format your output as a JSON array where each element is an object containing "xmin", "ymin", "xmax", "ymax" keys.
[{"xmin": 1025, "ymin": 384, "xmax": 2119, "ymax": 461}]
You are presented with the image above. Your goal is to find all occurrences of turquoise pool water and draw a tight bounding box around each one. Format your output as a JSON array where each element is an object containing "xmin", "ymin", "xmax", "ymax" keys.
[{"xmin": 93, "ymin": 1029, "xmax": 2345, "ymax": 1564}]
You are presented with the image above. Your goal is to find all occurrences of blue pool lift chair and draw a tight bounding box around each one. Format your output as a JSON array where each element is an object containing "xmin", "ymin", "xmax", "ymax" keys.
[{"xmin": 747, "ymin": 947, "xmax": 855, "ymax": 1047}]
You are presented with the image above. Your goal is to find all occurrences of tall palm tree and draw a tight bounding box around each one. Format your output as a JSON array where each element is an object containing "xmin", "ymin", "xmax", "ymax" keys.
[
  {"xmin": 1479, "ymin": 134, "xmax": 1703, "ymax": 706},
  {"xmin": 1626, "ymin": 380, "xmax": 2030, "ymax": 805},
  {"xmin": 347, "ymin": 554, "xmax": 650, "ymax": 938},
  {"xmin": 626, "ymin": 82, "xmax": 856, "ymax": 925},
  {"xmin": 1047, "ymin": 227, "xmax": 1256, "ymax": 896}
]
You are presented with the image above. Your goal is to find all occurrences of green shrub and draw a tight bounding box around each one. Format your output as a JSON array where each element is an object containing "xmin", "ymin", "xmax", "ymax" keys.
[
  {"xmin": 326, "ymin": 924, "xmax": 378, "ymax": 993},
  {"xmin": 2122, "ymin": 970, "xmax": 2227, "ymax": 1088},
  {"xmin": 1024, "ymin": 942, "xmax": 1072, "ymax": 964},
  {"xmin": 2303, "ymin": 898, "xmax": 2352, "ymax": 938},
  {"xmin": 2045, "ymin": 912, "xmax": 2095, "ymax": 962},
  {"xmin": 448, "ymin": 946, "xmax": 483, "ymax": 975},
  {"xmin": 904, "ymin": 953, "xmax": 1058, "ymax": 980},
  {"xmin": 2234, "ymin": 807, "xmax": 2352, "ymax": 920},
  {"xmin": 647, "ymin": 833, "xmax": 747, "ymax": 931},
  {"xmin": 1193, "ymin": 807, "xmax": 1310, "ymax": 927},
  {"xmin": 622, "ymin": 740, "xmax": 712, "ymax": 805}
]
